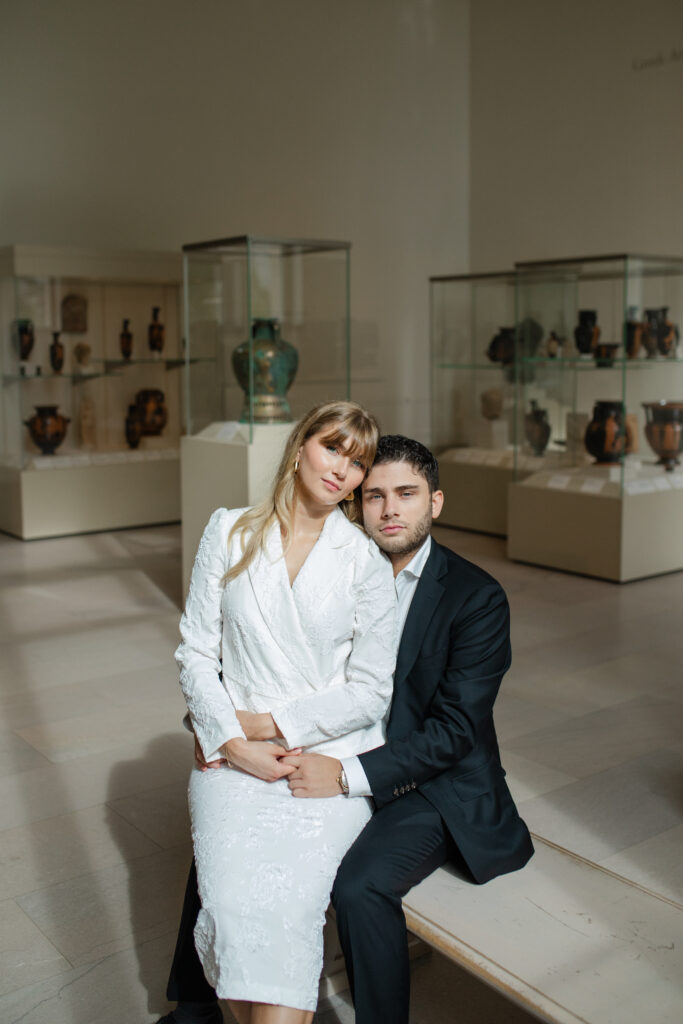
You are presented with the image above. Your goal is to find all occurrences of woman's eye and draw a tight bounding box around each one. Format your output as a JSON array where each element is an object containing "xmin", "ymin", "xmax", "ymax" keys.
[
  {"xmin": 352, "ymin": 459, "xmax": 364, "ymax": 469},
  {"xmin": 326, "ymin": 445, "xmax": 338, "ymax": 454}
]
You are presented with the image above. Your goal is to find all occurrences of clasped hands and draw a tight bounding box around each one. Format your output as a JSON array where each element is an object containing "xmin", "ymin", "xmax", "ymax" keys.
[{"xmin": 193, "ymin": 709, "xmax": 343, "ymax": 797}]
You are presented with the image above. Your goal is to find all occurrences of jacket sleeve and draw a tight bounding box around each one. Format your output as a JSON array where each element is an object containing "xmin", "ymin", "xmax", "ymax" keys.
[
  {"xmin": 359, "ymin": 581, "xmax": 511, "ymax": 807},
  {"xmin": 273, "ymin": 544, "xmax": 398, "ymax": 749},
  {"xmin": 174, "ymin": 508, "xmax": 246, "ymax": 760}
]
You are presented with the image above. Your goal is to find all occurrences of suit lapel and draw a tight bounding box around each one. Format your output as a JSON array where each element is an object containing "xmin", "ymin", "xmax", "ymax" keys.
[{"xmin": 394, "ymin": 541, "xmax": 447, "ymax": 688}]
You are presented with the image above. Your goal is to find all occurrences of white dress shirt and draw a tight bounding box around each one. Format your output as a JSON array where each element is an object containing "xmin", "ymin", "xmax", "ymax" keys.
[{"xmin": 341, "ymin": 536, "xmax": 432, "ymax": 797}]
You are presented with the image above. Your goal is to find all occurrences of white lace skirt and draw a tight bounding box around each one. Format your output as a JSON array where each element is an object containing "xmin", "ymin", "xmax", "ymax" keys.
[{"xmin": 188, "ymin": 764, "xmax": 371, "ymax": 1011}]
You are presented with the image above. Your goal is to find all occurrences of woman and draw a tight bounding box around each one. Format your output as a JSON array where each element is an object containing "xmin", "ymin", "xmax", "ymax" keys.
[{"xmin": 176, "ymin": 401, "xmax": 398, "ymax": 1024}]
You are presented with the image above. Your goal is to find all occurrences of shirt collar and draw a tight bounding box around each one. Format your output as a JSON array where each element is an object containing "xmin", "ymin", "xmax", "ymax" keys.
[{"xmin": 397, "ymin": 535, "xmax": 432, "ymax": 581}]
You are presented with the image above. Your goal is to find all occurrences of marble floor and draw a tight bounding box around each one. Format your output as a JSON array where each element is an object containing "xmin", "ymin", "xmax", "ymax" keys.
[{"xmin": 0, "ymin": 521, "xmax": 682, "ymax": 1024}]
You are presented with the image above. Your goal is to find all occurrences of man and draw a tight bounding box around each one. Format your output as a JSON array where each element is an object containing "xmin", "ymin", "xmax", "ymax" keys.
[{"xmin": 159, "ymin": 436, "xmax": 533, "ymax": 1024}]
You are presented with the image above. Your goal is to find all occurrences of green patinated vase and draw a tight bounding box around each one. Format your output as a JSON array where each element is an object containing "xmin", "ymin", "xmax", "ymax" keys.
[{"xmin": 232, "ymin": 318, "xmax": 299, "ymax": 423}]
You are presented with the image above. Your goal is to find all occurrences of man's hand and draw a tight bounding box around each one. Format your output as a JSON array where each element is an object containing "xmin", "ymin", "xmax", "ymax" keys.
[
  {"xmin": 224, "ymin": 736, "xmax": 302, "ymax": 783},
  {"xmin": 235, "ymin": 710, "xmax": 282, "ymax": 741},
  {"xmin": 282, "ymin": 753, "xmax": 343, "ymax": 798},
  {"xmin": 194, "ymin": 734, "xmax": 227, "ymax": 772}
]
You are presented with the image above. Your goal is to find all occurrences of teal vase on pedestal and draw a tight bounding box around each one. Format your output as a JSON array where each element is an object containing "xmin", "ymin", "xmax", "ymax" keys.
[{"xmin": 232, "ymin": 318, "xmax": 299, "ymax": 424}]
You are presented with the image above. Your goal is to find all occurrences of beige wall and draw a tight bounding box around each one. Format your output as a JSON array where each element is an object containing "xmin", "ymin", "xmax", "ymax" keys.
[
  {"xmin": 470, "ymin": 0, "xmax": 683, "ymax": 270},
  {"xmin": 0, "ymin": 0, "xmax": 471, "ymax": 441}
]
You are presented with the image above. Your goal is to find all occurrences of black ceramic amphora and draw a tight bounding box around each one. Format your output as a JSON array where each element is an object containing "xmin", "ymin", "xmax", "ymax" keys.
[
  {"xmin": 584, "ymin": 400, "xmax": 632, "ymax": 464},
  {"xmin": 642, "ymin": 401, "xmax": 683, "ymax": 471},
  {"xmin": 574, "ymin": 310, "xmax": 600, "ymax": 356},
  {"xmin": 120, "ymin": 318, "xmax": 133, "ymax": 360},
  {"xmin": 148, "ymin": 307, "xmax": 164, "ymax": 353},
  {"xmin": 524, "ymin": 400, "xmax": 551, "ymax": 456},
  {"xmin": 643, "ymin": 307, "xmax": 680, "ymax": 359},
  {"xmin": 24, "ymin": 405, "xmax": 70, "ymax": 455},
  {"xmin": 49, "ymin": 332, "xmax": 64, "ymax": 373},
  {"xmin": 14, "ymin": 319, "xmax": 35, "ymax": 361}
]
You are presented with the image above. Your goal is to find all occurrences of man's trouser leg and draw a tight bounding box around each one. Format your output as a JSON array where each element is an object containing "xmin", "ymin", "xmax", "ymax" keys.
[
  {"xmin": 166, "ymin": 859, "xmax": 217, "ymax": 1004},
  {"xmin": 331, "ymin": 792, "xmax": 454, "ymax": 1024}
]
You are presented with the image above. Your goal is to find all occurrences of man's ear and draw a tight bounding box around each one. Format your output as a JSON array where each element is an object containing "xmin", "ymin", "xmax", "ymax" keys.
[{"xmin": 431, "ymin": 489, "xmax": 444, "ymax": 520}]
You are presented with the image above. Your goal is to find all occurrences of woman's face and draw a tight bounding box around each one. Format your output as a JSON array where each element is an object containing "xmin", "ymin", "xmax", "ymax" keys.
[{"xmin": 296, "ymin": 427, "xmax": 367, "ymax": 509}]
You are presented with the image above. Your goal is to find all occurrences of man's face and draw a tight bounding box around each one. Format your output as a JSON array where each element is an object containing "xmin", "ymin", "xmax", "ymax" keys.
[{"xmin": 361, "ymin": 461, "xmax": 443, "ymax": 561}]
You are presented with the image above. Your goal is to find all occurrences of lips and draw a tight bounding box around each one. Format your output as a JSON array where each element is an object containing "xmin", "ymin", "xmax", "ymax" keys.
[
  {"xmin": 322, "ymin": 479, "xmax": 341, "ymax": 492},
  {"xmin": 381, "ymin": 524, "xmax": 404, "ymax": 534}
]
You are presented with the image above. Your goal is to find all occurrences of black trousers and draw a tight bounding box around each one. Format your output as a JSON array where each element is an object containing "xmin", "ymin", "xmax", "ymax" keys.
[{"xmin": 167, "ymin": 793, "xmax": 456, "ymax": 1022}]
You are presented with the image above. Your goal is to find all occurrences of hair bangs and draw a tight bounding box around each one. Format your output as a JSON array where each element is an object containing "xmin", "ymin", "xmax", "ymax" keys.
[{"xmin": 318, "ymin": 417, "xmax": 377, "ymax": 469}]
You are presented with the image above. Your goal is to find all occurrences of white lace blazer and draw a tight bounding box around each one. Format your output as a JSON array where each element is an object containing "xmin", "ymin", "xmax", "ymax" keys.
[{"xmin": 175, "ymin": 506, "xmax": 398, "ymax": 762}]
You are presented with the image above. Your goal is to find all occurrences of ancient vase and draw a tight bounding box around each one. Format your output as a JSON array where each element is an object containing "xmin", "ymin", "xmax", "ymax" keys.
[
  {"xmin": 120, "ymin": 318, "xmax": 133, "ymax": 360},
  {"xmin": 624, "ymin": 306, "xmax": 642, "ymax": 359},
  {"xmin": 643, "ymin": 307, "xmax": 679, "ymax": 359},
  {"xmin": 148, "ymin": 307, "xmax": 164, "ymax": 353},
  {"xmin": 642, "ymin": 401, "xmax": 683, "ymax": 471},
  {"xmin": 584, "ymin": 400, "xmax": 631, "ymax": 464},
  {"xmin": 574, "ymin": 310, "xmax": 600, "ymax": 356},
  {"xmin": 49, "ymin": 332, "xmax": 64, "ymax": 373},
  {"xmin": 14, "ymin": 319, "xmax": 34, "ymax": 361},
  {"xmin": 125, "ymin": 404, "xmax": 144, "ymax": 448},
  {"xmin": 134, "ymin": 388, "xmax": 167, "ymax": 435},
  {"xmin": 24, "ymin": 405, "xmax": 70, "ymax": 455},
  {"xmin": 524, "ymin": 400, "xmax": 551, "ymax": 456},
  {"xmin": 545, "ymin": 331, "xmax": 563, "ymax": 359},
  {"xmin": 232, "ymin": 318, "xmax": 299, "ymax": 423},
  {"xmin": 487, "ymin": 326, "xmax": 516, "ymax": 366},
  {"xmin": 593, "ymin": 343, "xmax": 619, "ymax": 367}
]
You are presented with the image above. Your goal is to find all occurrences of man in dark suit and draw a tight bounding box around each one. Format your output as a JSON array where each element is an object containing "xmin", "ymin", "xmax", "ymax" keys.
[{"xmin": 158, "ymin": 436, "xmax": 533, "ymax": 1024}]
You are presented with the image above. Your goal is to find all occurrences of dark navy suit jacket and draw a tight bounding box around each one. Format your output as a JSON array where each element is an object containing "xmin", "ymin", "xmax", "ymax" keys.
[{"xmin": 359, "ymin": 538, "xmax": 534, "ymax": 883}]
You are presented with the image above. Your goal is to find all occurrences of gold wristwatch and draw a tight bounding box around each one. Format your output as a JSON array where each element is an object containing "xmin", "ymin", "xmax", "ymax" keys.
[{"xmin": 336, "ymin": 766, "xmax": 349, "ymax": 796}]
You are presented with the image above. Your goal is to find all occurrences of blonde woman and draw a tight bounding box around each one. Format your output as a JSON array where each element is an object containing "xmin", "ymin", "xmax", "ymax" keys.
[{"xmin": 176, "ymin": 401, "xmax": 398, "ymax": 1024}]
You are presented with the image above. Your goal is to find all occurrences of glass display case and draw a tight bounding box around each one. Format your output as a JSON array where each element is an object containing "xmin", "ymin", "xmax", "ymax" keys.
[
  {"xmin": 430, "ymin": 270, "xmax": 527, "ymax": 534},
  {"xmin": 508, "ymin": 254, "xmax": 683, "ymax": 581},
  {"xmin": 183, "ymin": 236, "xmax": 351, "ymax": 436},
  {"xmin": 0, "ymin": 245, "xmax": 182, "ymax": 538},
  {"xmin": 180, "ymin": 235, "xmax": 351, "ymax": 592}
]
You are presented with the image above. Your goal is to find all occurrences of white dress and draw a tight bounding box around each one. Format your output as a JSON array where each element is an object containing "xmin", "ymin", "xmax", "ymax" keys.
[{"xmin": 176, "ymin": 506, "xmax": 398, "ymax": 1011}]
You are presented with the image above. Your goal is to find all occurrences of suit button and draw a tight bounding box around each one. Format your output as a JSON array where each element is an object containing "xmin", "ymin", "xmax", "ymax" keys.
[
  {"xmin": 393, "ymin": 787, "xmax": 399, "ymax": 797},
  {"xmin": 400, "ymin": 786, "xmax": 405, "ymax": 794},
  {"xmin": 411, "ymin": 782, "xmax": 417, "ymax": 789}
]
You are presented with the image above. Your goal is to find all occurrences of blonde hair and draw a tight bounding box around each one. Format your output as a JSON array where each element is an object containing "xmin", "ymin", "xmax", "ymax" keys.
[{"xmin": 223, "ymin": 400, "xmax": 379, "ymax": 584}]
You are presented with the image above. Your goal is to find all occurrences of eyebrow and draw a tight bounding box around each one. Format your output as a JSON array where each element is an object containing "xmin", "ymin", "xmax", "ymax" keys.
[{"xmin": 364, "ymin": 484, "xmax": 420, "ymax": 495}]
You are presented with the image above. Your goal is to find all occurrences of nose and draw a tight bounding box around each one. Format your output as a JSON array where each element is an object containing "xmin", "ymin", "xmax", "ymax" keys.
[
  {"xmin": 381, "ymin": 497, "xmax": 400, "ymax": 519},
  {"xmin": 333, "ymin": 456, "xmax": 349, "ymax": 480}
]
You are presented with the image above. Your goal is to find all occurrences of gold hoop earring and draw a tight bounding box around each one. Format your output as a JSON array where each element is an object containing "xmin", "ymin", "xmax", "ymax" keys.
[
  {"xmin": 345, "ymin": 490, "xmax": 355, "ymax": 503},
  {"xmin": 294, "ymin": 458, "xmax": 299, "ymax": 473}
]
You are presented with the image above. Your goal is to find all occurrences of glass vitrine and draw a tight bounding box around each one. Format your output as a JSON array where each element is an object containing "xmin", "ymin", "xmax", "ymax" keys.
[
  {"xmin": 509, "ymin": 254, "xmax": 683, "ymax": 580},
  {"xmin": 183, "ymin": 236, "xmax": 351, "ymax": 439}
]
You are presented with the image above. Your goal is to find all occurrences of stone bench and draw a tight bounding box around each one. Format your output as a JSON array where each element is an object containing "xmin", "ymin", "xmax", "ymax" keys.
[
  {"xmin": 401, "ymin": 835, "xmax": 683, "ymax": 1024},
  {"xmin": 319, "ymin": 835, "xmax": 682, "ymax": 1022}
]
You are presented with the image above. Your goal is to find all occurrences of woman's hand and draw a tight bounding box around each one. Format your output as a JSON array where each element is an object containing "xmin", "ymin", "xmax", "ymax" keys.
[
  {"xmin": 223, "ymin": 737, "xmax": 301, "ymax": 783},
  {"xmin": 235, "ymin": 710, "xmax": 283, "ymax": 741}
]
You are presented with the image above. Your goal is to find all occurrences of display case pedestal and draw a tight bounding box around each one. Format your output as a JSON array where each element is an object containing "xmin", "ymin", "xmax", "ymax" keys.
[
  {"xmin": 508, "ymin": 463, "xmax": 683, "ymax": 581},
  {"xmin": 0, "ymin": 450, "xmax": 180, "ymax": 540},
  {"xmin": 180, "ymin": 422, "xmax": 292, "ymax": 594},
  {"xmin": 438, "ymin": 448, "xmax": 571, "ymax": 536}
]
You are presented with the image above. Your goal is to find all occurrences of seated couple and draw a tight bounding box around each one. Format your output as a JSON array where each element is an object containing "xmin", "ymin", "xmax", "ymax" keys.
[{"xmin": 159, "ymin": 401, "xmax": 533, "ymax": 1024}]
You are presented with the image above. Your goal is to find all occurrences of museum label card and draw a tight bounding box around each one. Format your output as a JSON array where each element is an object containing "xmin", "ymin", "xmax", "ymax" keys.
[
  {"xmin": 625, "ymin": 479, "xmax": 656, "ymax": 495},
  {"xmin": 547, "ymin": 474, "xmax": 571, "ymax": 490},
  {"xmin": 580, "ymin": 477, "xmax": 606, "ymax": 494}
]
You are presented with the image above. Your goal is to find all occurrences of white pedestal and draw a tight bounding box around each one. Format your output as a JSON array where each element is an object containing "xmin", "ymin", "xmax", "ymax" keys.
[
  {"xmin": 0, "ymin": 450, "xmax": 180, "ymax": 540},
  {"xmin": 180, "ymin": 421, "xmax": 292, "ymax": 596},
  {"xmin": 508, "ymin": 462, "xmax": 683, "ymax": 581}
]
